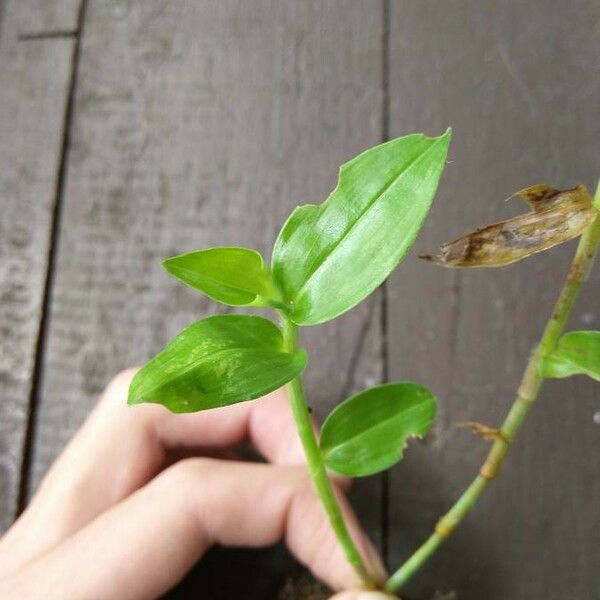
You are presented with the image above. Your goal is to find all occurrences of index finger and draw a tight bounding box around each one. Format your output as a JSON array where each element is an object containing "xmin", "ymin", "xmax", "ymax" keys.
[
  {"xmin": 1, "ymin": 369, "xmax": 318, "ymax": 571},
  {"xmin": 1, "ymin": 459, "xmax": 384, "ymax": 598}
]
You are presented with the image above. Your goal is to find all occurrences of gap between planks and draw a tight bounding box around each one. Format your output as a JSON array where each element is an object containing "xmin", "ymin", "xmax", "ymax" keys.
[
  {"xmin": 18, "ymin": 30, "xmax": 78, "ymax": 41},
  {"xmin": 16, "ymin": 0, "xmax": 88, "ymax": 515}
]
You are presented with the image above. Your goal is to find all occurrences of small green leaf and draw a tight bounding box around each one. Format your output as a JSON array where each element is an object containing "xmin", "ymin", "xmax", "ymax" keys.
[
  {"xmin": 541, "ymin": 331, "xmax": 600, "ymax": 382},
  {"xmin": 129, "ymin": 314, "xmax": 307, "ymax": 413},
  {"xmin": 319, "ymin": 382, "xmax": 436, "ymax": 477},
  {"xmin": 163, "ymin": 247, "xmax": 283, "ymax": 308},
  {"xmin": 272, "ymin": 130, "xmax": 451, "ymax": 325}
]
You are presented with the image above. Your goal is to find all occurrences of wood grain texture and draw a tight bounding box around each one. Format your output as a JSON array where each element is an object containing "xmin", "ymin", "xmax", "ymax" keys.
[
  {"xmin": 15, "ymin": 0, "xmax": 81, "ymax": 36},
  {"xmin": 28, "ymin": 1, "xmax": 384, "ymax": 596},
  {"xmin": 0, "ymin": 4, "xmax": 74, "ymax": 531},
  {"xmin": 386, "ymin": 2, "xmax": 600, "ymax": 599}
]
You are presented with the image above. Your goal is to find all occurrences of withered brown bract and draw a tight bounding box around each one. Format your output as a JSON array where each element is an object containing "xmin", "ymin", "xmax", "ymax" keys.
[{"xmin": 420, "ymin": 184, "xmax": 598, "ymax": 268}]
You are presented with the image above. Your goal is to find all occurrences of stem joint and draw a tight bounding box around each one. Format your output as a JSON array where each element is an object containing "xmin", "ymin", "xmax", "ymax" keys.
[{"xmin": 435, "ymin": 515, "xmax": 458, "ymax": 539}]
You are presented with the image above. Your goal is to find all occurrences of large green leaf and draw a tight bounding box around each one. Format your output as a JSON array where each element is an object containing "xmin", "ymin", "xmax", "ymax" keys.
[
  {"xmin": 319, "ymin": 382, "xmax": 436, "ymax": 477},
  {"xmin": 129, "ymin": 315, "xmax": 307, "ymax": 413},
  {"xmin": 541, "ymin": 331, "xmax": 600, "ymax": 382},
  {"xmin": 272, "ymin": 130, "xmax": 451, "ymax": 325},
  {"xmin": 163, "ymin": 247, "xmax": 283, "ymax": 308}
]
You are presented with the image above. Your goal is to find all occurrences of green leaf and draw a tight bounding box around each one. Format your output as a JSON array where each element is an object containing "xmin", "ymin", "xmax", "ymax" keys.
[
  {"xmin": 541, "ymin": 331, "xmax": 600, "ymax": 382},
  {"xmin": 128, "ymin": 314, "xmax": 307, "ymax": 413},
  {"xmin": 272, "ymin": 130, "xmax": 451, "ymax": 325},
  {"xmin": 163, "ymin": 247, "xmax": 283, "ymax": 308},
  {"xmin": 319, "ymin": 382, "xmax": 436, "ymax": 477},
  {"xmin": 593, "ymin": 180, "xmax": 600, "ymax": 210}
]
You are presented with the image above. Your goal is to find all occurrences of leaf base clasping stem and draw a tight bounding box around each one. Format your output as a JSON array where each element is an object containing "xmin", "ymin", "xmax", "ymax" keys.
[
  {"xmin": 280, "ymin": 315, "xmax": 377, "ymax": 590},
  {"xmin": 385, "ymin": 185, "xmax": 600, "ymax": 594}
]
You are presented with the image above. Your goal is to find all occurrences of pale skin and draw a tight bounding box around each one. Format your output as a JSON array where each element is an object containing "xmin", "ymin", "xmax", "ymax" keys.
[{"xmin": 0, "ymin": 369, "xmax": 392, "ymax": 600}]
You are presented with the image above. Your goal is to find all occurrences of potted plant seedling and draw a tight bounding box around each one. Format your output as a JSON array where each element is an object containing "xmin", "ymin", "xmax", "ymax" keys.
[{"xmin": 128, "ymin": 130, "xmax": 600, "ymax": 596}]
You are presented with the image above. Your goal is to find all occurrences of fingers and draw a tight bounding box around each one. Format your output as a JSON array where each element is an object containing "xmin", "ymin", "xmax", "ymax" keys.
[
  {"xmin": 3, "ymin": 370, "xmax": 308, "ymax": 570},
  {"xmin": 1, "ymin": 459, "xmax": 381, "ymax": 599}
]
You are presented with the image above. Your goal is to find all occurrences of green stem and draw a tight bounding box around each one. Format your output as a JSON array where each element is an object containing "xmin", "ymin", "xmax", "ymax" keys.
[
  {"xmin": 386, "ymin": 189, "xmax": 600, "ymax": 594},
  {"xmin": 280, "ymin": 316, "xmax": 377, "ymax": 589}
]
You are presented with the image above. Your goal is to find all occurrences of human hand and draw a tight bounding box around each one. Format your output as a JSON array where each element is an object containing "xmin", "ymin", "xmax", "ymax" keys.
[{"xmin": 0, "ymin": 369, "xmax": 387, "ymax": 599}]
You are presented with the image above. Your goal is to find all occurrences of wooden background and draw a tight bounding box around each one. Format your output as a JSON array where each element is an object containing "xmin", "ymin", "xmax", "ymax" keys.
[{"xmin": 1, "ymin": 1, "xmax": 599, "ymax": 598}]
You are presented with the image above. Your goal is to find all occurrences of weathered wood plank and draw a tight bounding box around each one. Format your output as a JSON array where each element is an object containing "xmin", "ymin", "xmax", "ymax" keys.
[
  {"xmin": 29, "ymin": 1, "xmax": 384, "ymax": 596},
  {"xmin": 386, "ymin": 2, "xmax": 600, "ymax": 599},
  {"xmin": 15, "ymin": 0, "xmax": 81, "ymax": 36},
  {"xmin": 0, "ymin": 4, "xmax": 74, "ymax": 531}
]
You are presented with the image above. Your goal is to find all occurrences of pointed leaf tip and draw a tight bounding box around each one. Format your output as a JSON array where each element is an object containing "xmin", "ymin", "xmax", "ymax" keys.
[{"xmin": 162, "ymin": 247, "xmax": 283, "ymax": 309}]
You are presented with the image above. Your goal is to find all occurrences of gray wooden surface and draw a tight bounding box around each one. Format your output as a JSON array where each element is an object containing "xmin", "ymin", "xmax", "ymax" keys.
[
  {"xmin": 1, "ymin": 1, "xmax": 599, "ymax": 599},
  {"xmin": 0, "ymin": 0, "xmax": 75, "ymax": 533},
  {"xmin": 386, "ymin": 3, "xmax": 600, "ymax": 599}
]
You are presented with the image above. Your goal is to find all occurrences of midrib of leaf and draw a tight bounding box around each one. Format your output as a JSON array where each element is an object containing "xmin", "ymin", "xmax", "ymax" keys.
[
  {"xmin": 171, "ymin": 265, "xmax": 265, "ymax": 297},
  {"xmin": 291, "ymin": 137, "xmax": 445, "ymax": 305},
  {"xmin": 137, "ymin": 317, "xmax": 289, "ymax": 397},
  {"xmin": 141, "ymin": 317, "xmax": 280, "ymax": 384},
  {"xmin": 140, "ymin": 346, "xmax": 288, "ymax": 397},
  {"xmin": 324, "ymin": 401, "xmax": 433, "ymax": 455}
]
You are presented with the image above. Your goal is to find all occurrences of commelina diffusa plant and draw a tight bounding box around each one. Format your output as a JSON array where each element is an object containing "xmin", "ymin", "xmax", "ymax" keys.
[{"xmin": 128, "ymin": 130, "xmax": 600, "ymax": 596}]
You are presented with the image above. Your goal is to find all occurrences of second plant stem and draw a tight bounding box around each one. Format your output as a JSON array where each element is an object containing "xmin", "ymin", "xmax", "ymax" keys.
[
  {"xmin": 386, "ymin": 196, "xmax": 600, "ymax": 593},
  {"xmin": 281, "ymin": 316, "xmax": 376, "ymax": 589}
]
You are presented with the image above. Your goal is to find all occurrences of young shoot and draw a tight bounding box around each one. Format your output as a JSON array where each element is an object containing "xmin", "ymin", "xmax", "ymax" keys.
[{"xmin": 129, "ymin": 133, "xmax": 600, "ymax": 596}]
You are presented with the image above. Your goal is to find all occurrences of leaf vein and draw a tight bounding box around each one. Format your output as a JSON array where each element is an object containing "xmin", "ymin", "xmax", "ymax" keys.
[{"xmin": 292, "ymin": 136, "xmax": 446, "ymax": 305}]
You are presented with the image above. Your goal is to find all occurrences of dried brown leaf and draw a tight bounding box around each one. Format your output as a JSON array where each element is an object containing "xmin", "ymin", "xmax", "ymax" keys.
[{"xmin": 420, "ymin": 184, "xmax": 598, "ymax": 268}]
